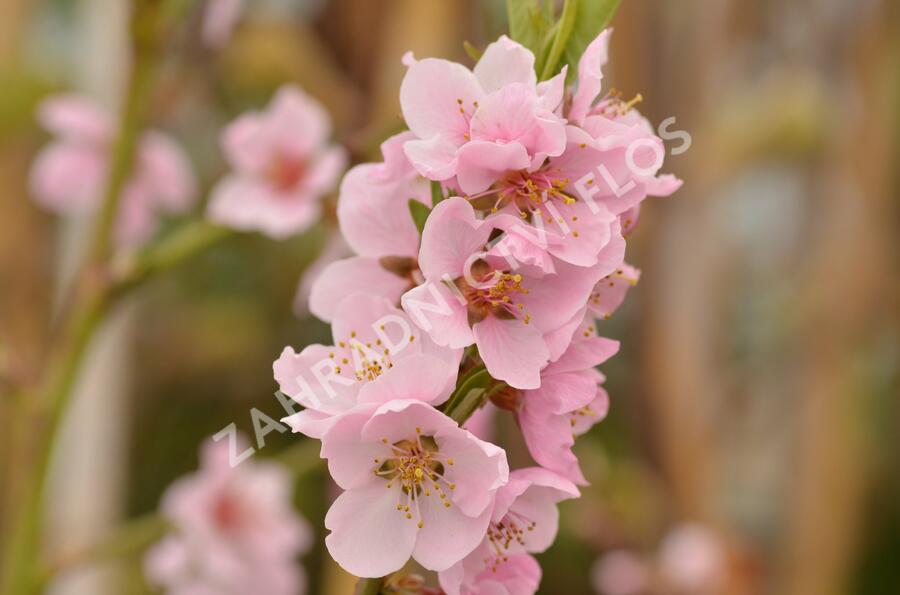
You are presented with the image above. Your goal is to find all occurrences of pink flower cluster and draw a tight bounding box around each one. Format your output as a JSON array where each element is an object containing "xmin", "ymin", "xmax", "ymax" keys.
[
  {"xmin": 276, "ymin": 28, "xmax": 680, "ymax": 592},
  {"xmin": 30, "ymin": 95, "xmax": 196, "ymax": 247},
  {"xmin": 145, "ymin": 436, "xmax": 312, "ymax": 595},
  {"xmin": 30, "ymin": 85, "xmax": 344, "ymax": 246}
]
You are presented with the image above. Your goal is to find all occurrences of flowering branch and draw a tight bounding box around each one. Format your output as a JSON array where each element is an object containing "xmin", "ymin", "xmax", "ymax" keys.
[{"xmin": 270, "ymin": 0, "xmax": 684, "ymax": 591}]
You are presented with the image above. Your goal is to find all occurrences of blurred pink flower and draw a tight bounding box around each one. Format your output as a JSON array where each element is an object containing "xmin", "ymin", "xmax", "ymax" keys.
[
  {"xmin": 439, "ymin": 467, "xmax": 578, "ymax": 595},
  {"xmin": 517, "ymin": 317, "xmax": 618, "ymax": 484},
  {"xmin": 309, "ymin": 132, "xmax": 428, "ymax": 322},
  {"xmin": 658, "ymin": 524, "xmax": 725, "ymax": 593},
  {"xmin": 30, "ymin": 94, "xmax": 196, "ymax": 247},
  {"xmin": 592, "ymin": 550, "xmax": 651, "ymax": 595},
  {"xmin": 400, "ymin": 35, "xmax": 566, "ymax": 193},
  {"xmin": 401, "ymin": 198, "xmax": 612, "ymax": 389},
  {"xmin": 145, "ymin": 436, "xmax": 311, "ymax": 595},
  {"xmin": 274, "ymin": 293, "xmax": 461, "ymax": 438},
  {"xmin": 207, "ymin": 85, "xmax": 346, "ymax": 239},
  {"xmin": 320, "ymin": 399, "xmax": 509, "ymax": 577},
  {"xmin": 202, "ymin": 0, "xmax": 245, "ymax": 48}
]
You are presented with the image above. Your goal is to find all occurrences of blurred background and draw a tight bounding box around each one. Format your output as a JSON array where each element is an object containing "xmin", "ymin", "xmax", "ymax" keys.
[{"xmin": 0, "ymin": 0, "xmax": 897, "ymax": 594}]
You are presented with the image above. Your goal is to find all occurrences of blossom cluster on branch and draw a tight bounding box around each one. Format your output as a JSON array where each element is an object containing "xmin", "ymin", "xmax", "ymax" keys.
[
  {"xmin": 26, "ymin": 9, "xmax": 681, "ymax": 592},
  {"xmin": 275, "ymin": 28, "xmax": 680, "ymax": 594}
]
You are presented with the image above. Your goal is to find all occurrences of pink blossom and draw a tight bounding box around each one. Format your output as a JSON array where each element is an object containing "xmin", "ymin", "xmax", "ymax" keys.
[
  {"xmin": 309, "ymin": 132, "xmax": 427, "ymax": 322},
  {"xmin": 439, "ymin": 467, "xmax": 578, "ymax": 595},
  {"xmin": 399, "ymin": 36, "xmax": 567, "ymax": 193},
  {"xmin": 571, "ymin": 106, "xmax": 682, "ymax": 216},
  {"xmin": 202, "ymin": 0, "xmax": 245, "ymax": 48},
  {"xmin": 207, "ymin": 85, "xmax": 345, "ymax": 239},
  {"xmin": 587, "ymin": 263, "xmax": 640, "ymax": 320},
  {"xmin": 320, "ymin": 399, "xmax": 509, "ymax": 577},
  {"xmin": 401, "ymin": 198, "xmax": 616, "ymax": 389},
  {"xmin": 592, "ymin": 550, "xmax": 650, "ymax": 595},
  {"xmin": 516, "ymin": 317, "xmax": 618, "ymax": 484},
  {"xmin": 658, "ymin": 524, "xmax": 725, "ymax": 593},
  {"xmin": 145, "ymin": 436, "xmax": 310, "ymax": 595},
  {"xmin": 30, "ymin": 94, "xmax": 196, "ymax": 247},
  {"xmin": 441, "ymin": 553, "xmax": 542, "ymax": 595},
  {"xmin": 275, "ymin": 293, "xmax": 461, "ymax": 438},
  {"xmin": 478, "ymin": 126, "xmax": 629, "ymax": 269}
]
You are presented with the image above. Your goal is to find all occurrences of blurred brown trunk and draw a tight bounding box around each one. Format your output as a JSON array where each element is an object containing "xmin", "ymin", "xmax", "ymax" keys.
[
  {"xmin": 624, "ymin": 0, "xmax": 734, "ymax": 525},
  {"xmin": 779, "ymin": 6, "xmax": 899, "ymax": 595},
  {"xmin": 0, "ymin": 0, "xmax": 47, "ymax": 550}
]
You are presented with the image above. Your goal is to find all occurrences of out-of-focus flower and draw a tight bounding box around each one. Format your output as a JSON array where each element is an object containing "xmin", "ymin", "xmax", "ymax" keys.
[
  {"xmin": 658, "ymin": 524, "xmax": 725, "ymax": 594},
  {"xmin": 516, "ymin": 318, "xmax": 618, "ymax": 485},
  {"xmin": 320, "ymin": 399, "xmax": 509, "ymax": 577},
  {"xmin": 591, "ymin": 524, "xmax": 726, "ymax": 595},
  {"xmin": 144, "ymin": 436, "xmax": 311, "ymax": 595},
  {"xmin": 30, "ymin": 94, "xmax": 196, "ymax": 247},
  {"xmin": 401, "ymin": 198, "xmax": 613, "ymax": 389},
  {"xmin": 309, "ymin": 132, "xmax": 428, "ymax": 322},
  {"xmin": 202, "ymin": 0, "xmax": 245, "ymax": 48},
  {"xmin": 274, "ymin": 293, "xmax": 461, "ymax": 438},
  {"xmin": 439, "ymin": 467, "xmax": 578, "ymax": 595},
  {"xmin": 592, "ymin": 550, "xmax": 651, "ymax": 595},
  {"xmin": 207, "ymin": 85, "xmax": 346, "ymax": 239}
]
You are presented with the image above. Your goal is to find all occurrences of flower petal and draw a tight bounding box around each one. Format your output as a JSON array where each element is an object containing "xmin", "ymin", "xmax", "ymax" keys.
[
  {"xmin": 569, "ymin": 28, "xmax": 612, "ymax": 125},
  {"xmin": 308, "ymin": 257, "xmax": 411, "ymax": 323},
  {"xmin": 473, "ymin": 316, "xmax": 549, "ymax": 390},
  {"xmin": 324, "ymin": 484, "xmax": 418, "ymax": 577},
  {"xmin": 455, "ymin": 140, "xmax": 531, "ymax": 195},
  {"xmin": 400, "ymin": 58, "xmax": 483, "ymax": 141},
  {"xmin": 412, "ymin": 496, "xmax": 494, "ymax": 571},
  {"xmin": 417, "ymin": 197, "xmax": 493, "ymax": 280},
  {"xmin": 473, "ymin": 35, "xmax": 537, "ymax": 93}
]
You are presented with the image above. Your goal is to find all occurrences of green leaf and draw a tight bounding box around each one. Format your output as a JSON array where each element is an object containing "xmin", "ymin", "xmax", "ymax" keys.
[
  {"xmin": 539, "ymin": 0, "xmax": 578, "ymax": 80},
  {"xmin": 506, "ymin": 0, "xmax": 554, "ymax": 71},
  {"xmin": 443, "ymin": 367, "xmax": 493, "ymax": 424},
  {"xmin": 408, "ymin": 199, "xmax": 431, "ymax": 234},
  {"xmin": 562, "ymin": 0, "xmax": 621, "ymax": 82},
  {"xmin": 430, "ymin": 180, "xmax": 446, "ymax": 206}
]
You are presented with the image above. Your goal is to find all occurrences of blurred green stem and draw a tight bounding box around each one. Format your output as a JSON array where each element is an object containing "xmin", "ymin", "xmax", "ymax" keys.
[
  {"xmin": 40, "ymin": 515, "xmax": 171, "ymax": 585},
  {"xmin": 356, "ymin": 577, "xmax": 385, "ymax": 595},
  {"xmin": 0, "ymin": 4, "xmax": 162, "ymax": 593},
  {"xmin": 113, "ymin": 221, "xmax": 232, "ymax": 294}
]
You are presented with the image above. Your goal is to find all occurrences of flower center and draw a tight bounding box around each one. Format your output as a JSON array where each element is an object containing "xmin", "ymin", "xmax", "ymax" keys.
[
  {"xmin": 484, "ymin": 509, "xmax": 536, "ymax": 570},
  {"xmin": 454, "ymin": 260, "xmax": 530, "ymax": 325},
  {"xmin": 212, "ymin": 492, "xmax": 244, "ymax": 532},
  {"xmin": 329, "ymin": 329, "xmax": 406, "ymax": 382},
  {"xmin": 590, "ymin": 89, "xmax": 643, "ymax": 119},
  {"xmin": 464, "ymin": 169, "xmax": 575, "ymax": 218},
  {"xmin": 489, "ymin": 385, "xmax": 522, "ymax": 411},
  {"xmin": 373, "ymin": 429, "xmax": 456, "ymax": 528},
  {"xmin": 267, "ymin": 153, "xmax": 306, "ymax": 192}
]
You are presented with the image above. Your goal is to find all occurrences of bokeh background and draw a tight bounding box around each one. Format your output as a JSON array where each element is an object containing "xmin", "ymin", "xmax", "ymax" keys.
[{"xmin": 0, "ymin": 0, "xmax": 897, "ymax": 594}]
